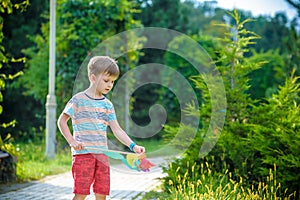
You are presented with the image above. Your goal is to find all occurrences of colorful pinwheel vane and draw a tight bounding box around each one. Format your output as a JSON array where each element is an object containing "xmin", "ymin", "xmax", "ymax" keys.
[{"xmin": 85, "ymin": 147, "xmax": 155, "ymax": 172}]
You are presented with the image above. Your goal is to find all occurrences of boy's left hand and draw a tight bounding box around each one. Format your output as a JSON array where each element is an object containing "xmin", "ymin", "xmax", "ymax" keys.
[{"xmin": 133, "ymin": 145, "xmax": 145, "ymax": 154}]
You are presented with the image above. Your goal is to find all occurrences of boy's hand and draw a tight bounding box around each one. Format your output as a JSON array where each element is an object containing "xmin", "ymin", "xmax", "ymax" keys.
[
  {"xmin": 69, "ymin": 141, "xmax": 85, "ymax": 150},
  {"xmin": 133, "ymin": 145, "xmax": 145, "ymax": 154}
]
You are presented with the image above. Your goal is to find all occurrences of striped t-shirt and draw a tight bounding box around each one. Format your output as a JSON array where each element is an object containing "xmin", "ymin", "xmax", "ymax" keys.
[{"xmin": 63, "ymin": 92, "xmax": 116, "ymax": 155}]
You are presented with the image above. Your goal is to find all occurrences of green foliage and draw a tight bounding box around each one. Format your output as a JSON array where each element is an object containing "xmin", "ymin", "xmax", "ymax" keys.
[
  {"xmin": 190, "ymin": 10, "xmax": 265, "ymax": 171},
  {"xmin": 19, "ymin": 0, "xmax": 142, "ymax": 113},
  {"xmin": 0, "ymin": 134, "xmax": 19, "ymax": 183},
  {"xmin": 248, "ymin": 49, "xmax": 286, "ymax": 98},
  {"xmin": 138, "ymin": 0, "xmax": 186, "ymax": 31},
  {"xmin": 0, "ymin": 133, "xmax": 19, "ymax": 158},
  {"xmin": 0, "ymin": 0, "xmax": 28, "ymax": 149},
  {"xmin": 2, "ymin": 0, "xmax": 297, "ymax": 144},
  {"xmin": 0, "ymin": 0, "xmax": 29, "ymax": 68},
  {"xmin": 0, "ymin": 0, "xmax": 29, "ymax": 14},
  {"xmin": 211, "ymin": 10, "xmax": 299, "ymax": 195},
  {"xmin": 163, "ymin": 122, "xmax": 202, "ymax": 158},
  {"xmin": 0, "ymin": 0, "xmax": 48, "ymax": 140},
  {"xmin": 16, "ymin": 141, "xmax": 71, "ymax": 181},
  {"xmin": 1, "ymin": 1, "xmax": 299, "ymax": 196},
  {"xmin": 147, "ymin": 159, "xmax": 296, "ymax": 199},
  {"xmin": 248, "ymin": 70, "xmax": 300, "ymax": 194},
  {"xmin": 163, "ymin": 34, "xmax": 220, "ymax": 120},
  {"xmin": 245, "ymin": 11, "xmax": 299, "ymax": 81},
  {"xmin": 160, "ymin": 9, "xmax": 300, "ymax": 199},
  {"xmin": 0, "ymin": 0, "xmax": 28, "ymax": 117},
  {"xmin": 246, "ymin": 13, "xmax": 291, "ymax": 52},
  {"xmin": 284, "ymin": 24, "xmax": 300, "ymax": 76},
  {"xmin": 19, "ymin": 29, "xmax": 49, "ymax": 102}
]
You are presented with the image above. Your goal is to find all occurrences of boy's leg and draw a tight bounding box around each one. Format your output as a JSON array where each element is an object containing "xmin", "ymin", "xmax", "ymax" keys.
[
  {"xmin": 95, "ymin": 193, "xmax": 106, "ymax": 200},
  {"xmin": 72, "ymin": 194, "xmax": 87, "ymax": 200},
  {"xmin": 93, "ymin": 154, "xmax": 110, "ymax": 196},
  {"xmin": 72, "ymin": 154, "xmax": 96, "ymax": 196}
]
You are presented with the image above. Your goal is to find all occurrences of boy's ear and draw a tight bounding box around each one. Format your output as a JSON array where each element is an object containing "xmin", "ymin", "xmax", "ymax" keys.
[{"xmin": 90, "ymin": 74, "xmax": 96, "ymax": 83}]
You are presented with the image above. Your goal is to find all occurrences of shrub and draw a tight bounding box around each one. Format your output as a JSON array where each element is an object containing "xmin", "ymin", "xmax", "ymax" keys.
[
  {"xmin": 159, "ymin": 9, "xmax": 300, "ymax": 199},
  {"xmin": 0, "ymin": 134, "xmax": 20, "ymax": 183},
  {"xmin": 156, "ymin": 160, "xmax": 296, "ymax": 200}
]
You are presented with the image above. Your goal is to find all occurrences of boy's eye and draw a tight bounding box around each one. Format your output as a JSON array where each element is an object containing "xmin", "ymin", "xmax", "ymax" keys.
[{"xmin": 103, "ymin": 79, "xmax": 114, "ymax": 84}]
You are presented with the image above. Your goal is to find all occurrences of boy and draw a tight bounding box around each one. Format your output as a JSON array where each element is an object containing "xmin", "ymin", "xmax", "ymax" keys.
[{"xmin": 57, "ymin": 56, "xmax": 145, "ymax": 200}]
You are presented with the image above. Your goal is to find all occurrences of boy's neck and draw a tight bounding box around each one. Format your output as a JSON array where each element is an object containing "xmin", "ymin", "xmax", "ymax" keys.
[{"xmin": 85, "ymin": 87, "xmax": 104, "ymax": 99}]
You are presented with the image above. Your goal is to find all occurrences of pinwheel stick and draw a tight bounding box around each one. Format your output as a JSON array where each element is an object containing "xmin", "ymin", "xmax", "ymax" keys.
[{"xmin": 84, "ymin": 147, "xmax": 155, "ymax": 172}]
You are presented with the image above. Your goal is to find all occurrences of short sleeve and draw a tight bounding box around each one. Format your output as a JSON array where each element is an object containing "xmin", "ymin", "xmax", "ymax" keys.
[
  {"xmin": 107, "ymin": 101, "xmax": 117, "ymax": 122},
  {"xmin": 63, "ymin": 96, "xmax": 78, "ymax": 118}
]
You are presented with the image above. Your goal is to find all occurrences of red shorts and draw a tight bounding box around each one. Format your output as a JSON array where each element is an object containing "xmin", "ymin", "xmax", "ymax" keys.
[{"xmin": 72, "ymin": 154, "xmax": 110, "ymax": 195}]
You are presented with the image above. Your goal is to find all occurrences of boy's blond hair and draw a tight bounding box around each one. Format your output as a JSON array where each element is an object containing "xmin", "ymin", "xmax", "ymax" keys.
[{"xmin": 87, "ymin": 56, "xmax": 119, "ymax": 77}]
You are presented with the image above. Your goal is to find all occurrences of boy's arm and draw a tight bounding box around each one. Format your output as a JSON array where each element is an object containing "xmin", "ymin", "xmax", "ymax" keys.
[
  {"xmin": 57, "ymin": 113, "xmax": 84, "ymax": 150},
  {"xmin": 109, "ymin": 120, "xmax": 145, "ymax": 154}
]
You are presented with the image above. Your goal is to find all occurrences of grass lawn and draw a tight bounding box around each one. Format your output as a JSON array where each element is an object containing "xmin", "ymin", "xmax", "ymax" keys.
[{"xmin": 16, "ymin": 141, "xmax": 72, "ymax": 182}]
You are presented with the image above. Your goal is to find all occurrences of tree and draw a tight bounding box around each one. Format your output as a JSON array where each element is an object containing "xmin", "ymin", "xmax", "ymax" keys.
[
  {"xmin": 162, "ymin": 33, "xmax": 221, "ymax": 123},
  {"xmin": 249, "ymin": 70, "xmax": 300, "ymax": 197},
  {"xmin": 17, "ymin": 0, "xmax": 142, "ymax": 142},
  {"xmin": 0, "ymin": 0, "xmax": 29, "ymax": 138},
  {"xmin": 138, "ymin": 0, "xmax": 187, "ymax": 32},
  {"xmin": 162, "ymin": 9, "xmax": 300, "ymax": 197},
  {"xmin": 161, "ymin": 8, "xmax": 263, "ymax": 191},
  {"xmin": 285, "ymin": 0, "xmax": 300, "ymax": 16},
  {"xmin": 190, "ymin": 10, "xmax": 264, "ymax": 177},
  {"xmin": 0, "ymin": 0, "xmax": 49, "ymax": 141},
  {"xmin": 22, "ymin": 0, "xmax": 141, "ymax": 102},
  {"xmin": 248, "ymin": 49, "xmax": 286, "ymax": 99},
  {"xmin": 0, "ymin": 0, "xmax": 29, "ymax": 182},
  {"xmin": 245, "ymin": 12, "xmax": 291, "ymax": 53}
]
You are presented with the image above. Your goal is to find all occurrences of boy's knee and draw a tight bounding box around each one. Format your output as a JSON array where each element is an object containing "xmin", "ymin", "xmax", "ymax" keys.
[
  {"xmin": 95, "ymin": 193, "xmax": 106, "ymax": 200},
  {"xmin": 73, "ymin": 194, "xmax": 87, "ymax": 200}
]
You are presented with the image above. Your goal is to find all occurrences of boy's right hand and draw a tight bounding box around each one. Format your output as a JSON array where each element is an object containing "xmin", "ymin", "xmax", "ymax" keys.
[
  {"xmin": 69, "ymin": 141, "xmax": 84, "ymax": 150},
  {"xmin": 133, "ymin": 145, "xmax": 145, "ymax": 154}
]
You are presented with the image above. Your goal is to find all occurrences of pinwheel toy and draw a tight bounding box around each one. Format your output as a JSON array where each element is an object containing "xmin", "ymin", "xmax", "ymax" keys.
[{"xmin": 85, "ymin": 147, "xmax": 155, "ymax": 172}]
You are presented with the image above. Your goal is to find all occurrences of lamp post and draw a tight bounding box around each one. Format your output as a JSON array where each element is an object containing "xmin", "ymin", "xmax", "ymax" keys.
[{"xmin": 45, "ymin": 0, "xmax": 57, "ymax": 159}]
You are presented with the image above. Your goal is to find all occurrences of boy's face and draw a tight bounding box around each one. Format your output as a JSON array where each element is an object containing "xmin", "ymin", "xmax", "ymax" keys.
[{"xmin": 92, "ymin": 72, "xmax": 117, "ymax": 95}]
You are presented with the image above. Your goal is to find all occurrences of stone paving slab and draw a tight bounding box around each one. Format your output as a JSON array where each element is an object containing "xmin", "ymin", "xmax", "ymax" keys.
[{"xmin": 0, "ymin": 157, "xmax": 168, "ymax": 200}]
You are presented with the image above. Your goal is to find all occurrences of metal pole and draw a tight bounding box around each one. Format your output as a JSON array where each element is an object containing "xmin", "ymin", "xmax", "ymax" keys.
[{"xmin": 46, "ymin": 0, "xmax": 57, "ymax": 159}]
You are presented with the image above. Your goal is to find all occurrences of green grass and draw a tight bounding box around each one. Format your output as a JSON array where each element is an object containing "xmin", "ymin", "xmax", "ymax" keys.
[
  {"xmin": 16, "ymin": 142, "xmax": 71, "ymax": 181},
  {"xmin": 142, "ymin": 161, "xmax": 297, "ymax": 200}
]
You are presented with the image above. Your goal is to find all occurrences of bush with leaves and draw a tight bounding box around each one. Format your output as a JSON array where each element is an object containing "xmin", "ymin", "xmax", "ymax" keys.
[
  {"xmin": 160, "ymin": 9, "xmax": 299, "ymax": 198},
  {"xmin": 0, "ymin": 0, "xmax": 28, "ymax": 136},
  {"xmin": 16, "ymin": 0, "xmax": 143, "ymax": 144},
  {"xmin": 248, "ymin": 70, "xmax": 300, "ymax": 196},
  {"xmin": 19, "ymin": 0, "xmax": 142, "ymax": 111},
  {"xmin": 0, "ymin": 0, "xmax": 29, "ymax": 183}
]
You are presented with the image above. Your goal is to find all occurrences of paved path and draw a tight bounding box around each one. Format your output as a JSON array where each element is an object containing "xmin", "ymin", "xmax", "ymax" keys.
[{"xmin": 0, "ymin": 157, "xmax": 168, "ymax": 200}]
